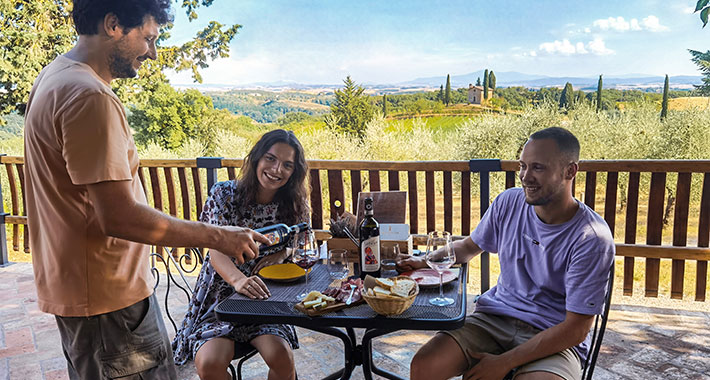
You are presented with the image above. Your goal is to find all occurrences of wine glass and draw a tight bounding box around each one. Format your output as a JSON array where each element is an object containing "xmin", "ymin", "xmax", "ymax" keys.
[
  {"xmin": 380, "ymin": 243, "xmax": 400, "ymax": 273},
  {"xmin": 425, "ymin": 231, "xmax": 455, "ymax": 306},
  {"xmin": 292, "ymin": 230, "xmax": 319, "ymax": 301},
  {"xmin": 327, "ymin": 248, "xmax": 350, "ymax": 280}
]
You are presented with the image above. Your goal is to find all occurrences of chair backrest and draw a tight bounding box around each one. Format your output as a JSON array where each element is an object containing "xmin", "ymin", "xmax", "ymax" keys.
[{"xmin": 581, "ymin": 262, "xmax": 615, "ymax": 380}]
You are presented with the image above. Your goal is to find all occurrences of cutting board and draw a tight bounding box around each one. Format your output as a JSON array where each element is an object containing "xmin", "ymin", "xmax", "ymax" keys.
[{"xmin": 294, "ymin": 298, "xmax": 364, "ymax": 316}]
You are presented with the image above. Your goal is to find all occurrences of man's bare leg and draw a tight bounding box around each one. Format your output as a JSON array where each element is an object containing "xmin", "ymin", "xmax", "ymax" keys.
[{"xmin": 410, "ymin": 333, "xmax": 469, "ymax": 380}]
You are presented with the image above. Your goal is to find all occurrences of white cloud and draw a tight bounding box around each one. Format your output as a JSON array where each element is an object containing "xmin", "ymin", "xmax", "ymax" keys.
[
  {"xmin": 640, "ymin": 15, "xmax": 669, "ymax": 32},
  {"xmin": 592, "ymin": 15, "xmax": 667, "ymax": 33},
  {"xmin": 539, "ymin": 39, "xmax": 578, "ymax": 55},
  {"xmin": 537, "ymin": 37, "xmax": 613, "ymax": 56},
  {"xmin": 594, "ymin": 16, "xmax": 633, "ymax": 32},
  {"xmin": 587, "ymin": 37, "xmax": 614, "ymax": 55},
  {"xmin": 630, "ymin": 19, "xmax": 641, "ymax": 31}
]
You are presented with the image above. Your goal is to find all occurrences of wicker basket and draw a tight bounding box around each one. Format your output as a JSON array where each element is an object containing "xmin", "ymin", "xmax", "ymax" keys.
[{"xmin": 362, "ymin": 275, "xmax": 419, "ymax": 316}]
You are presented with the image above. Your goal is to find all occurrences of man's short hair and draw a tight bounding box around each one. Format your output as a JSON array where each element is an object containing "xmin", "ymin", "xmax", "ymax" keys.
[
  {"xmin": 529, "ymin": 127, "xmax": 580, "ymax": 163},
  {"xmin": 72, "ymin": 0, "xmax": 173, "ymax": 35}
]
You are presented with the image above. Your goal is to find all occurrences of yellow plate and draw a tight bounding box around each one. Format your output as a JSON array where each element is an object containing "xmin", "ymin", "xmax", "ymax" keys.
[{"xmin": 258, "ymin": 263, "xmax": 310, "ymax": 282}]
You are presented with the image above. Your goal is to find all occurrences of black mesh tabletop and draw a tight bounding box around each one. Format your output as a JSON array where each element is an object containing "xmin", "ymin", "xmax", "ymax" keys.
[{"xmin": 216, "ymin": 264, "xmax": 467, "ymax": 331}]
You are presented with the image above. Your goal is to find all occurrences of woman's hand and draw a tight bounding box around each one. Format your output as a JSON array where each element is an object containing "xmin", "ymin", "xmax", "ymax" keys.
[
  {"xmin": 251, "ymin": 249, "xmax": 288, "ymax": 275},
  {"xmin": 396, "ymin": 254, "xmax": 428, "ymax": 273},
  {"xmin": 234, "ymin": 276, "xmax": 271, "ymax": 299}
]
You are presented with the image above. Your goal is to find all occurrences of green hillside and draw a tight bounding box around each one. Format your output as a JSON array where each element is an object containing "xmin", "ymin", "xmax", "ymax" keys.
[{"xmin": 208, "ymin": 90, "xmax": 333, "ymax": 123}]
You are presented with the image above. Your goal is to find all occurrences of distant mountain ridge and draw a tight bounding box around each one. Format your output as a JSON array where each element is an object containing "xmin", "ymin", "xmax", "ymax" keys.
[
  {"xmin": 174, "ymin": 70, "xmax": 702, "ymax": 92},
  {"xmin": 399, "ymin": 71, "xmax": 701, "ymax": 90}
]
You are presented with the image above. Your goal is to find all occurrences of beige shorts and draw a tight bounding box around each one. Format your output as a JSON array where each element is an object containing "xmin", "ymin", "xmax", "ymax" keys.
[{"xmin": 441, "ymin": 312, "xmax": 582, "ymax": 380}]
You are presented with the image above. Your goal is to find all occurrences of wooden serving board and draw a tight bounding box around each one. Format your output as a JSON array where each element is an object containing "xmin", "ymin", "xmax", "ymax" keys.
[{"xmin": 294, "ymin": 299, "xmax": 364, "ymax": 317}]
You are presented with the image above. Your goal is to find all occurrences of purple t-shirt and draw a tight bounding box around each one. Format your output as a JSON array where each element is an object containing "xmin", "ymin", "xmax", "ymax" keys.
[{"xmin": 471, "ymin": 188, "xmax": 614, "ymax": 360}]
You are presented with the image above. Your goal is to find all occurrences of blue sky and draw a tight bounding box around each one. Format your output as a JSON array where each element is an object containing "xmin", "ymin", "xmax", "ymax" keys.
[{"xmin": 165, "ymin": 0, "xmax": 709, "ymax": 86}]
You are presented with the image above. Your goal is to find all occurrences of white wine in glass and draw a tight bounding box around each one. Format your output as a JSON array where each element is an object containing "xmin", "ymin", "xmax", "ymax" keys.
[{"xmin": 425, "ymin": 231, "xmax": 455, "ymax": 306}]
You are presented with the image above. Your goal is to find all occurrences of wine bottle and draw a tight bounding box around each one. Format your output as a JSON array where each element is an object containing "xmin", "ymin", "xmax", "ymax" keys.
[
  {"xmin": 359, "ymin": 197, "xmax": 380, "ymax": 278},
  {"xmin": 255, "ymin": 222, "xmax": 310, "ymax": 255}
]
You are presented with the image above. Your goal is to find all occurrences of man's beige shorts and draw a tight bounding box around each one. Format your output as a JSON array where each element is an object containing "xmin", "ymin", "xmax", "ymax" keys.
[{"xmin": 441, "ymin": 312, "xmax": 582, "ymax": 380}]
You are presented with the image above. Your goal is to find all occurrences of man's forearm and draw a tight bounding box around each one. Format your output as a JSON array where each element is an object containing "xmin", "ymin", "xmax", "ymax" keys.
[
  {"xmin": 86, "ymin": 179, "xmax": 266, "ymax": 263},
  {"xmin": 102, "ymin": 201, "xmax": 228, "ymax": 250}
]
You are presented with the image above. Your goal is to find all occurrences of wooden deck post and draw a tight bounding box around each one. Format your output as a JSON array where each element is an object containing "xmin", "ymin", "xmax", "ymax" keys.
[
  {"xmin": 469, "ymin": 159, "xmax": 503, "ymax": 292},
  {"xmin": 0, "ymin": 154, "xmax": 9, "ymax": 266}
]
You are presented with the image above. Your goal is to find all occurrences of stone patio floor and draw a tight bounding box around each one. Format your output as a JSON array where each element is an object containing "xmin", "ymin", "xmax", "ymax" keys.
[{"xmin": 1, "ymin": 262, "xmax": 709, "ymax": 380}]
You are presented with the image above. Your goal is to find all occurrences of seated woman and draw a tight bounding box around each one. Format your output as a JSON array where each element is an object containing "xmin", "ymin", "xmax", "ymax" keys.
[{"xmin": 172, "ymin": 129, "xmax": 309, "ymax": 380}]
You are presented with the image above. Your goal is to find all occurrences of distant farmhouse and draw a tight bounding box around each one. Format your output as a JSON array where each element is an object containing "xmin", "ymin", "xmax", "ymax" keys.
[{"xmin": 467, "ymin": 84, "xmax": 493, "ymax": 105}]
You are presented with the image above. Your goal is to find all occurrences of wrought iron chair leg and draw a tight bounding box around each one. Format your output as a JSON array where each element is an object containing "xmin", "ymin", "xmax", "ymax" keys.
[{"xmin": 228, "ymin": 363, "xmax": 237, "ymax": 380}]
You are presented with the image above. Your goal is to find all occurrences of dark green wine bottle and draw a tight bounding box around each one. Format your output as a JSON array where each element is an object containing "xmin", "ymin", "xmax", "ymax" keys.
[
  {"xmin": 359, "ymin": 197, "xmax": 380, "ymax": 278},
  {"xmin": 255, "ymin": 222, "xmax": 310, "ymax": 256}
]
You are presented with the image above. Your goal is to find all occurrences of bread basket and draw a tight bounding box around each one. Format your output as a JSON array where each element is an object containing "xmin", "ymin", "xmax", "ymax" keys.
[{"xmin": 362, "ymin": 275, "xmax": 419, "ymax": 316}]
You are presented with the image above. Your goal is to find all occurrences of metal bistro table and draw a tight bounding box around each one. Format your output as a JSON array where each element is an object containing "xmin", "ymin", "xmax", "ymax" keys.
[{"xmin": 215, "ymin": 264, "xmax": 467, "ymax": 380}]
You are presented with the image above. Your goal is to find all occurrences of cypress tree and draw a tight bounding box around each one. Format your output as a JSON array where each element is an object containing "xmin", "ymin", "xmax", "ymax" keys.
[
  {"xmin": 444, "ymin": 74, "xmax": 451, "ymax": 106},
  {"xmin": 559, "ymin": 82, "xmax": 574, "ymax": 109},
  {"xmin": 438, "ymin": 85, "xmax": 444, "ymax": 103},
  {"xmin": 483, "ymin": 69, "xmax": 489, "ymax": 100},
  {"xmin": 489, "ymin": 71, "xmax": 496, "ymax": 90},
  {"xmin": 382, "ymin": 94, "xmax": 388, "ymax": 116},
  {"xmin": 476, "ymin": 77, "xmax": 481, "ymax": 86},
  {"xmin": 661, "ymin": 74, "xmax": 669, "ymax": 120},
  {"xmin": 596, "ymin": 75, "xmax": 603, "ymax": 112}
]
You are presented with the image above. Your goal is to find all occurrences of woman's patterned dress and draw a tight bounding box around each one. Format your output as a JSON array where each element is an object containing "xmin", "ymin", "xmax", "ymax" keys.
[{"xmin": 172, "ymin": 180, "xmax": 299, "ymax": 365}]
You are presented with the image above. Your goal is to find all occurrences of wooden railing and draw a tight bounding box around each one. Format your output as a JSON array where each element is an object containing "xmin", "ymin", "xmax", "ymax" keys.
[{"xmin": 2, "ymin": 156, "xmax": 709, "ymax": 301}]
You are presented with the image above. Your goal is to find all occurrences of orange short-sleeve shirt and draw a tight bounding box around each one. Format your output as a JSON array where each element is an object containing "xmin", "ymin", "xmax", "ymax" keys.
[{"xmin": 24, "ymin": 55, "xmax": 152, "ymax": 317}]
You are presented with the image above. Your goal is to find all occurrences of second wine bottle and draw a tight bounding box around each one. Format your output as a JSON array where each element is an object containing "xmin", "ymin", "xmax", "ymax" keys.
[{"xmin": 359, "ymin": 197, "xmax": 380, "ymax": 278}]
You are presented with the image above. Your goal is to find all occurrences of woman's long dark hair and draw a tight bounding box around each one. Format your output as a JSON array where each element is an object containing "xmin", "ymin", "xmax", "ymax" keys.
[{"xmin": 234, "ymin": 129, "xmax": 309, "ymax": 225}]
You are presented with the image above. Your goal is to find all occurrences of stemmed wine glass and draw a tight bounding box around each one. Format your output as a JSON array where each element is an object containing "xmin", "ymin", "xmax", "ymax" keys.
[
  {"xmin": 425, "ymin": 230, "xmax": 455, "ymax": 306},
  {"xmin": 292, "ymin": 230, "xmax": 319, "ymax": 301}
]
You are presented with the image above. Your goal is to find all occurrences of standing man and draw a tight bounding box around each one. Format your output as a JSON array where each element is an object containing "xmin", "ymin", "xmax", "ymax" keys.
[
  {"xmin": 23, "ymin": 1, "xmax": 270, "ymax": 379},
  {"xmin": 402, "ymin": 127, "xmax": 615, "ymax": 380}
]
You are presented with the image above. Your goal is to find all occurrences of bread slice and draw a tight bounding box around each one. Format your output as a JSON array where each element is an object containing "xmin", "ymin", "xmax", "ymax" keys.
[
  {"xmin": 375, "ymin": 277, "xmax": 395, "ymax": 289},
  {"xmin": 391, "ymin": 279, "xmax": 416, "ymax": 298},
  {"xmin": 373, "ymin": 286, "xmax": 392, "ymax": 297}
]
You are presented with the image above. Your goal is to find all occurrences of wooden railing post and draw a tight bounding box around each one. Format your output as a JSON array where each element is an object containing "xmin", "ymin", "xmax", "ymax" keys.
[
  {"xmin": 197, "ymin": 157, "xmax": 223, "ymax": 193},
  {"xmin": 469, "ymin": 159, "xmax": 503, "ymax": 292},
  {"xmin": 0, "ymin": 153, "xmax": 9, "ymax": 266}
]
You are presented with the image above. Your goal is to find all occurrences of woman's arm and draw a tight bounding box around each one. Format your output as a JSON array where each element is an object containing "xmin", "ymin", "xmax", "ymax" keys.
[{"xmin": 210, "ymin": 249, "xmax": 270, "ymax": 299}]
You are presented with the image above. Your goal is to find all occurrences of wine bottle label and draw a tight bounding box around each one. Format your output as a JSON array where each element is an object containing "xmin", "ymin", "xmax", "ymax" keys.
[
  {"xmin": 263, "ymin": 231, "xmax": 281, "ymax": 246},
  {"xmin": 361, "ymin": 236, "xmax": 380, "ymax": 272}
]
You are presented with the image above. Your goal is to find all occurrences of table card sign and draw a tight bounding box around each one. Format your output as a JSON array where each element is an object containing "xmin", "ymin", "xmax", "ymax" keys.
[{"xmin": 381, "ymin": 223, "xmax": 413, "ymax": 254}]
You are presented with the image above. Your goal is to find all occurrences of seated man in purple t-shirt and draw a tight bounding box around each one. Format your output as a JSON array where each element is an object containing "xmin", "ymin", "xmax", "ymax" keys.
[{"xmin": 401, "ymin": 127, "xmax": 615, "ymax": 380}]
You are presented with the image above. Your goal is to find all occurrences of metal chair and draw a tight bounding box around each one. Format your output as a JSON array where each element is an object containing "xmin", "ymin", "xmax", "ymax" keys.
[
  {"xmin": 150, "ymin": 247, "xmax": 259, "ymax": 380},
  {"xmin": 580, "ymin": 263, "xmax": 614, "ymax": 380},
  {"xmin": 497, "ymin": 263, "xmax": 614, "ymax": 380}
]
